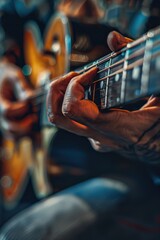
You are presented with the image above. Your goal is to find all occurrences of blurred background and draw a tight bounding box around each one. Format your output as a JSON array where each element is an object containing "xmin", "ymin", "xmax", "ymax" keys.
[{"xmin": 0, "ymin": 0, "xmax": 160, "ymax": 227}]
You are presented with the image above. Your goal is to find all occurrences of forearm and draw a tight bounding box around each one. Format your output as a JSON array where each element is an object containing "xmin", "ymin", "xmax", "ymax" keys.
[{"xmin": 117, "ymin": 138, "xmax": 160, "ymax": 164}]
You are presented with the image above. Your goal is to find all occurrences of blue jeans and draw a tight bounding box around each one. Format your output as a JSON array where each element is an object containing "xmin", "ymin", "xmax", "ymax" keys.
[{"xmin": 1, "ymin": 165, "xmax": 160, "ymax": 240}]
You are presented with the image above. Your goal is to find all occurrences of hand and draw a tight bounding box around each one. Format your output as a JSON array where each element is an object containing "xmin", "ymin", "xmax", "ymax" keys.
[
  {"xmin": 0, "ymin": 62, "xmax": 37, "ymax": 137},
  {"xmin": 47, "ymin": 32, "xmax": 160, "ymax": 163}
]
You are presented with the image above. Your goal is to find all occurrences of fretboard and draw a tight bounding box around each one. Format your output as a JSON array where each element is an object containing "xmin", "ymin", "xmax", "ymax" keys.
[
  {"xmin": 29, "ymin": 26, "xmax": 160, "ymax": 114},
  {"xmin": 78, "ymin": 26, "xmax": 160, "ymax": 110}
]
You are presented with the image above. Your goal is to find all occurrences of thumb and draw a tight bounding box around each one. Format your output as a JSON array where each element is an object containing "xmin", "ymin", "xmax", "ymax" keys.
[
  {"xmin": 141, "ymin": 96, "xmax": 160, "ymax": 109},
  {"xmin": 107, "ymin": 31, "xmax": 133, "ymax": 52}
]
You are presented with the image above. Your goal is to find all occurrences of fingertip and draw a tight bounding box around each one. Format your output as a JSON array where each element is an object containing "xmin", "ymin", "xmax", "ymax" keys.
[
  {"xmin": 83, "ymin": 66, "xmax": 98, "ymax": 76},
  {"xmin": 67, "ymin": 71, "xmax": 79, "ymax": 79},
  {"xmin": 76, "ymin": 67, "xmax": 98, "ymax": 85},
  {"xmin": 90, "ymin": 66, "xmax": 99, "ymax": 72},
  {"xmin": 107, "ymin": 31, "xmax": 120, "ymax": 51},
  {"xmin": 107, "ymin": 31, "xmax": 132, "ymax": 52}
]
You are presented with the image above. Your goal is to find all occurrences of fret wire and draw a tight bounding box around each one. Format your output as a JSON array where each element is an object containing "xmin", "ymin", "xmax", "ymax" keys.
[
  {"xmin": 97, "ymin": 38, "xmax": 160, "ymax": 76},
  {"xmin": 121, "ymin": 48, "xmax": 129, "ymax": 103},
  {"xmin": 77, "ymin": 27, "xmax": 160, "ymax": 75},
  {"xmin": 105, "ymin": 58, "xmax": 112, "ymax": 108},
  {"xmin": 92, "ymin": 82, "xmax": 96, "ymax": 102},
  {"xmin": 94, "ymin": 74, "xmax": 158, "ymax": 103},
  {"xmin": 95, "ymin": 83, "xmax": 146, "ymax": 101},
  {"xmin": 30, "ymin": 47, "xmax": 160, "ymax": 106},
  {"xmin": 32, "ymin": 32, "xmax": 160, "ymax": 94},
  {"xmin": 98, "ymin": 58, "xmax": 124, "ymax": 74},
  {"xmin": 28, "ymin": 49, "xmax": 160, "ymax": 106},
  {"xmin": 94, "ymin": 84, "xmax": 121, "ymax": 92},
  {"xmin": 77, "ymin": 39, "xmax": 143, "ymax": 74},
  {"xmin": 77, "ymin": 53, "xmax": 113, "ymax": 74},
  {"xmin": 97, "ymin": 47, "xmax": 145, "ymax": 75},
  {"xmin": 25, "ymin": 27, "xmax": 160, "ymax": 106},
  {"xmin": 95, "ymin": 87, "xmax": 154, "ymax": 107},
  {"xmin": 92, "ymin": 51, "xmax": 160, "ymax": 88},
  {"xmin": 140, "ymin": 39, "xmax": 153, "ymax": 95},
  {"xmin": 147, "ymin": 26, "xmax": 160, "ymax": 38}
]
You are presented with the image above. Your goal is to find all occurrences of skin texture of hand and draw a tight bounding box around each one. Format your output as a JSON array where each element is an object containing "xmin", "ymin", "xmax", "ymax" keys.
[
  {"xmin": 47, "ymin": 31, "xmax": 160, "ymax": 163},
  {"xmin": 0, "ymin": 61, "xmax": 37, "ymax": 137}
]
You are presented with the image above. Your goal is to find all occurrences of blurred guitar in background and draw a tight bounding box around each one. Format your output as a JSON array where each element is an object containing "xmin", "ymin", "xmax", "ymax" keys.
[{"xmin": 0, "ymin": 10, "xmax": 111, "ymax": 209}]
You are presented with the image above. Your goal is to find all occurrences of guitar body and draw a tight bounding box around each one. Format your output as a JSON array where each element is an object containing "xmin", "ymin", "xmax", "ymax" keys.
[
  {"xmin": 24, "ymin": 21, "xmax": 56, "ymax": 87},
  {"xmin": 1, "ymin": 137, "xmax": 32, "ymax": 208},
  {"xmin": 1, "ymin": 22, "xmax": 55, "ymax": 209},
  {"xmin": 1, "ymin": 133, "xmax": 52, "ymax": 209},
  {"xmin": 44, "ymin": 13, "xmax": 112, "ymax": 70}
]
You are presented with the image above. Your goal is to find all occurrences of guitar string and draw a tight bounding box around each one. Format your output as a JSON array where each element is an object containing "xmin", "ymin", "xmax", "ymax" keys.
[
  {"xmin": 77, "ymin": 29, "xmax": 160, "ymax": 75},
  {"xmin": 29, "ymin": 50, "xmax": 148, "ymax": 103},
  {"xmin": 97, "ymin": 39, "xmax": 160, "ymax": 76},
  {"xmin": 93, "ymin": 50, "xmax": 160, "ymax": 85},
  {"xmin": 32, "ymin": 25, "xmax": 160, "ymax": 94},
  {"xmin": 33, "ymin": 36, "xmax": 160, "ymax": 98},
  {"xmin": 93, "ymin": 51, "xmax": 160, "ymax": 105},
  {"xmin": 30, "ymin": 49, "xmax": 160, "ymax": 108},
  {"xmin": 29, "ymin": 33, "xmax": 160, "ymax": 105}
]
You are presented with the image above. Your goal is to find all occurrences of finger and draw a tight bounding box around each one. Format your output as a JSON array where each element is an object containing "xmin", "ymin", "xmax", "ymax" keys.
[
  {"xmin": 47, "ymin": 71, "xmax": 78, "ymax": 116},
  {"xmin": 62, "ymin": 67, "xmax": 100, "ymax": 123},
  {"xmin": 141, "ymin": 96, "xmax": 160, "ymax": 109},
  {"xmin": 47, "ymin": 71, "xmax": 94, "ymax": 136},
  {"xmin": 107, "ymin": 31, "xmax": 133, "ymax": 52}
]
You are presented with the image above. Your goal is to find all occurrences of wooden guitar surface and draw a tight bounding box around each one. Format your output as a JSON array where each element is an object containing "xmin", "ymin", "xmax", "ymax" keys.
[
  {"xmin": 1, "ymin": 137, "xmax": 32, "ymax": 208},
  {"xmin": 1, "ymin": 134, "xmax": 52, "ymax": 209}
]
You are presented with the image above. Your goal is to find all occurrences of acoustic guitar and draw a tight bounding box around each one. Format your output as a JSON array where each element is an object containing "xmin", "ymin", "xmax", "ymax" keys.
[{"xmin": 1, "ymin": 13, "xmax": 160, "ymax": 209}]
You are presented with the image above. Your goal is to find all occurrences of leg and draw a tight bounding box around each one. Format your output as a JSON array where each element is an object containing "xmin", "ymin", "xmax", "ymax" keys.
[{"xmin": 0, "ymin": 169, "xmax": 160, "ymax": 240}]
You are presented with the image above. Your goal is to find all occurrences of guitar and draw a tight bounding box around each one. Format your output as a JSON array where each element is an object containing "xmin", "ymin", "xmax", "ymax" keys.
[
  {"xmin": 1, "ymin": 12, "xmax": 160, "ymax": 209},
  {"xmin": 83, "ymin": 27, "xmax": 160, "ymax": 110},
  {"xmin": 32, "ymin": 26, "xmax": 160, "ymax": 113}
]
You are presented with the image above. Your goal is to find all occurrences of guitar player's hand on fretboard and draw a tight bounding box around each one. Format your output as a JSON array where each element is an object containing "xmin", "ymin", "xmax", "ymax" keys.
[{"xmin": 47, "ymin": 31, "xmax": 160, "ymax": 164}]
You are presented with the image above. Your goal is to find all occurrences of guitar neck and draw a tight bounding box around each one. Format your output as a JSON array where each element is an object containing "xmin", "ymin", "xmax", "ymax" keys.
[
  {"xmin": 30, "ymin": 26, "xmax": 160, "ymax": 112},
  {"xmin": 77, "ymin": 26, "xmax": 160, "ymax": 110}
]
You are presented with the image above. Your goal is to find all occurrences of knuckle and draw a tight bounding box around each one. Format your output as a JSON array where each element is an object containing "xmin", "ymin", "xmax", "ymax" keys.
[
  {"xmin": 62, "ymin": 101, "xmax": 76, "ymax": 118},
  {"xmin": 67, "ymin": 71, "xmax": 78, "ymax": 79},
  {"xmin": 49, "ymin": 81, "xmax": 59, "ymax": 92},
  {"xmin": 47, "ymin": 112, "xmax": 57, "ymax": 124},
  {"xmin": 69, "ymin": 71, "xmax": 76, "ymax": 77},
  {"xmin": 70, "ymin": 76, "xmax": 79, "ymax": 85}
]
